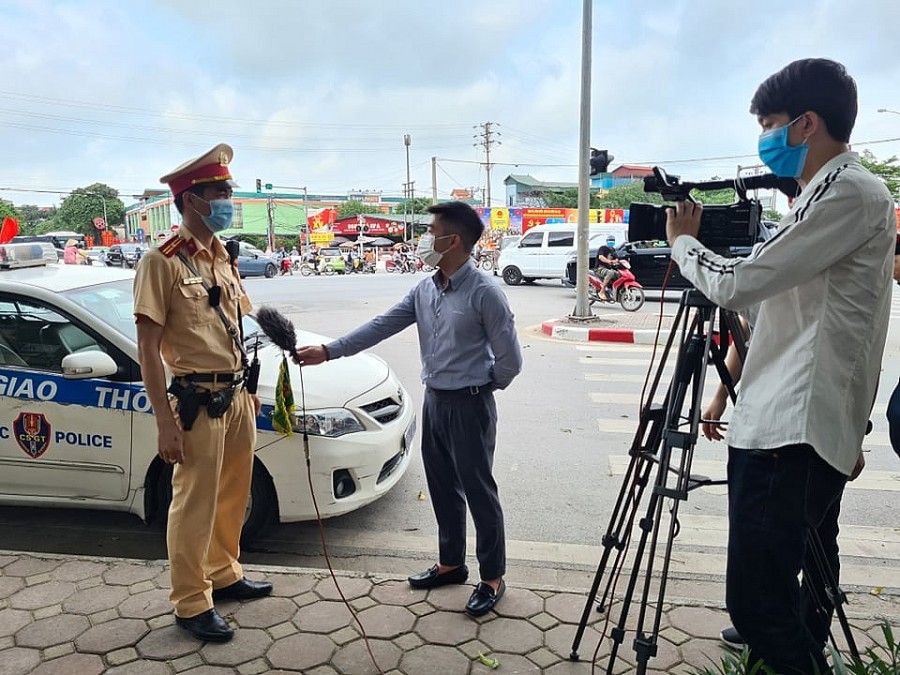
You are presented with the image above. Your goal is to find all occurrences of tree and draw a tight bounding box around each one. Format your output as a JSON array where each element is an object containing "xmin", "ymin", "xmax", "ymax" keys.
[
  {"xmin": 17, "ymin": 205, "xmax": 57, "ymax": 235},
  {"xmin": 54, "ymin": 183, "xmax": 125, "ymax": 237},
  {"xmin": 0, "ymin": 199, "xmax": 20, "ymax": 224},
  {"xmin": 337, "ymin": 200, "xmax": 383, "ymax": 219},
  {"xmin": 394, "ymin": 197, "xmax": 434, "ymax": 215},
  {"xmin": 542, "ymin": 188, "xmax": 579, "ymax": 208},
  {"xmin": 860, "ymin": 150, "xmax": 900, "ymax": 201},
  {"xmin": 763, "ymin": 209, "xmax": 783, "ymax": 222},
  {"xmin": 594, "ymin": 181, "xmax": 665, "ymax": 209}
]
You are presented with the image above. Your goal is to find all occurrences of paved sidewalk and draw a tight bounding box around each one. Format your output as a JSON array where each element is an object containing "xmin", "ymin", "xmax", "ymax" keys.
[{"xmin": 1, "ymin": 551, "xmax": 896, "ymax": 675}]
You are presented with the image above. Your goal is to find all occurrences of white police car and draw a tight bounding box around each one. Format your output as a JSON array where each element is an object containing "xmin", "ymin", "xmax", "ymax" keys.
[{"xmin": 0, "ymin": 243, "xmax": 414, "ymax": 542}]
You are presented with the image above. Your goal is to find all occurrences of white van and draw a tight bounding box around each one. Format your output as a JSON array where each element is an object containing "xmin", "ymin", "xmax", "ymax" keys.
[{"xmin": 496, "ymin": 222, "xmax": 626, "ymax": 285}]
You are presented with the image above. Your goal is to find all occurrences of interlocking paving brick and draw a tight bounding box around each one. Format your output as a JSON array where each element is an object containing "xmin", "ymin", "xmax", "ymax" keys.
[
  {"xmin": 314, "ymin": 576, "xmax": 372, "ymax": 601},
  {"xmin": 76, "ymin": 577, "xmax": 102, "ymax": 591},
  {"xmin": 200, "ymin": 627, "xmax": 271, "ymax": 666},
  {"xmin": 399, "ymin": 643, "xmax": 471, "ymax": 674},
  {"xmin": 660, "ymin": 625, "xmax": 691, "ymax": 646},
  {"xmin": 103, "ymin": 564, "xmax": 159, "ymax": 586},
  {"xmin": 407, "ymin": 601, "xmax": 433, "ymax": 617},
  {"xmin": 392, "ymin": 631, "xmax": 423, "ymax": 651},
  {"xmin": 268, "ymin": 621, "xmax": 297, "ymax": 639},
  {"xmin": 16, "ymin": 613, "xmax": 89, "ymax": 648},
  {"xmin": 668, "ymin": 605, "xmax": 730, "ymax": 640},
  {"xmin": 104, "ymin": 659, "xmax": 174, "ymax": 675},
  {"xmin": 75, "ymin": 618, "xmax": 149, "ymax": 653},
  {"xmin": 41, "ymin": 643, "xmax": 74, "ymax": 660},
  {"xmin": 331, "ymin": 637, "xmax": 402, "ymax": 674},
  {"xmin": 370, "ymin": 580, "xmax": 421, "ymax": 606},
  {"xmin": 527, "ymin": 646, "xmax": 561, "ymax": 669},
  {"xmin": 457, "ymin": 638, "xmax": 490, "ymax": 659},
  {"xmin": 2, "ymin": 557, "xmax": 61, "ymax": 578},
  {"xmin": 151, "ymin": 570, "xmax": 171, "ymax": 590},
  {"xmin": 52, "ymin": 560, "xmax": 107, "ymax": 582},
  {"xmin": 350, "ymin": 595, "xmax": 377, "ymax": 611},
  {"xmin": 478, "ymin": 616, "xmax": 543, "ymax": 654},
  {"xmin": 424, "ymin": 584, "xmax": 472, "ymax": 611},
  {"xmin": 89, "ymin": 608, "xmax": 119, "ymax": 625},
  {"xmin": 0, "ymin": 555, "xmax": 17, "ymax": 568},
  {"xmin": 0, "ymin": 608, "xmax": 32, "ymax": 637},
  {"xmin": 329, "ymin": 626, "xmax": 360, "ymax": 646},
  {"xmin": 528, "ymin": 611, "xmax": 559, "ymax": 631},
  {"xmin": 678, "ymin": 637, "xmax": 730, "ymax": 672},
  {"xmin": 236, "ymin": 658, "xmax": 269, "ymax": 675},
  {"xmin": 0, "ymin": 635, "xmax": 13, "ymax": 650},
  {"xmin": 119, "ymin": 589, "xmax": 171, "ymax": 619},
  {"xmin": 63, "ymin": 585, "xmax": 130, "ymax": 614},
  {"xmin": 129, "ymin": 580, "xmax": 157, "ymax": 594},
  {"xmin": 32, "ymin": 604, "xmax": 62, "ymax": 620},
  {"xmin": 25, "ymin": 573, "xmax": 52, "ymax": 586},
  {"xmin": 106, "ymin": 647, "xmax": 139, "ymax": 666},
  {"xmin": 614, "ymin": 635, "xmax": 681, "ymax": 672},
  {"xmin": 354, "ymin": 604, "xmax": 415, "ymax": 639},
  {"xmin": 146, "ymin": 614, "xmax": 176, "ymax": 630},
  {"xmin": 171, "ymin": 653, "xmax": 204, "ymax": 671},
  {"xmin": 543, "ymin": 659, "xmax": 595, "ymax": 674},
  {"xmin": 415, "ymin": 609, "xmax": 478, "ymax": 645},
  {"xmin": 233, "ymin": 596, "xmax": 297, "ymax": 629},
  {"xmin": 267, "ymin": 632, "xmax": 336, "ymax": 671},
  {"xmin": 293, "ymin": 599, "xmax": 355, "ymax": 633},
  {"xmin": 136, "ymin": 624, "xmax": 200, "ymax": 660},
  {"xmin": 0, "ymin": 576, "xmax": 24, "ymax": 600},
  {"xmin": 8, "ymin": 581, "xmax": 75, "ymax": 610},
  {"xmin": 0, "ymin": 646, "xmax": 42, "ymax": 675},
  {"xmin": 299, "ymin": 668, "xmax": 339, "ymax": 675},
  {"xmin": 180, "ymin": 667, "xmax": 233, "ymax": 675},
  {"xmin": 544, "ymin": 593, "xmax": 595, "ymax": 624},
  {"xmin": 267, "ymin": 572, "xmax": 315, "ymax": 598},
  {"xmin": 30, "ymin": 652, "xmax": 104, "ymax": 675},
  {"xmin": 493, "ymin": 587, "xmax": 544, "ymax": 619},
  {"xmin": 544, "ymin": 623, "xmax": 609, "ymax": 661}
]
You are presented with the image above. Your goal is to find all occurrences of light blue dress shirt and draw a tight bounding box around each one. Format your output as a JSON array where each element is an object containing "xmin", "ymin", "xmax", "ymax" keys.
[{"xmin": 326, "ymin": 260, "xmax": 522, "ymax": 390}]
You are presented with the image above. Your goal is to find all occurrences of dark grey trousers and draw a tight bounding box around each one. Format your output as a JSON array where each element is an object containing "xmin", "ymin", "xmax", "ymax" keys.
[{"xmin": 421, "ymin": 386, "xmax": 505, "ymax": 580}]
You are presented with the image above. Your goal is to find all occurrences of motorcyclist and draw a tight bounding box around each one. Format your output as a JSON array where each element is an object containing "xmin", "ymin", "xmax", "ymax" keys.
[{"xmin": 594, "ymin": 236, "xmax": 621, "ymax": 300}]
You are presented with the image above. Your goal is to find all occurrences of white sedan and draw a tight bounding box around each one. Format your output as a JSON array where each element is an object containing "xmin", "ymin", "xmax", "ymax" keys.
[{"xmin": 0, "ymin": 244, "xmax": 414, "ymax": 543}]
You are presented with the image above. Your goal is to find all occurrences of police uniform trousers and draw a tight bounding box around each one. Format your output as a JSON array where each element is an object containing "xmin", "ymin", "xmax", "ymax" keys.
[
  {"xmin": 421, "ymin": 386, "xmax": 505, "ymax": 581},
  {"xmin": 168, "ymin": 386, "xmax": 256, "ymax": 618}
]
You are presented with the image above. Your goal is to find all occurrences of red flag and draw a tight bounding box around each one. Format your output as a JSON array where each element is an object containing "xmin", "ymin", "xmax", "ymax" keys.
[
  {"xmin": 307, "ymin": 208, "xmax": 336, "ymax": 229},
  {"xmin": 0, "ymin": 217, "xmax": 19, "ymax": 244}
]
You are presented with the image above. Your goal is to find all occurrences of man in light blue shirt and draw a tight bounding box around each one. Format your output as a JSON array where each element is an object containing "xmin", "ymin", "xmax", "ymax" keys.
[{"xmin": 296, "ymin": 201, "xmax": 522, "ymax": 617}]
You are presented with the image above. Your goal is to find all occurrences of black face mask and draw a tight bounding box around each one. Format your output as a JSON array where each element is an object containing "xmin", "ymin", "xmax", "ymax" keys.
[{"xmin": 208, "ymin": 285, "xmax": 221, "ymax": 308}]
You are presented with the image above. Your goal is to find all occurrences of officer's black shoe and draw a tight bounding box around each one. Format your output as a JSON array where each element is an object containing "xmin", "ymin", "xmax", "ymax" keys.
[
  {"xmin": 408, "ymin": 564, "xmax": 469, "ymax": 589},
  {"xmin": 465, "ymin": 579, "xmax": 505, "ymax": 617},
  {"xmin": 175, "ymin": 608, "xmax": 234, "ymax": 642},
  {"xmin": 212, "ymin": 578, "xmax": 273, "ymax": 601}
]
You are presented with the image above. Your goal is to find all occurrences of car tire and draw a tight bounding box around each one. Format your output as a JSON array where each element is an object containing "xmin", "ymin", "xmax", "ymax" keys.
[
  {"xmin": 264, "ymin": 263, "xmax": 277, "ymax": 278},
  {"xmin": 502, "ymin": 266, "xmax": 523, "ymax": 286},
  {"xmin": 151, "ymin": 458, "xmax": 277, "ymax": 546}
]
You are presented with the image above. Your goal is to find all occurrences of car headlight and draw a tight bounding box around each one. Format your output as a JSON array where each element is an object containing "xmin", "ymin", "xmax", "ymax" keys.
[{"xmin": 291, "ymin": 409, "xmax": 365, "ymax": 437}]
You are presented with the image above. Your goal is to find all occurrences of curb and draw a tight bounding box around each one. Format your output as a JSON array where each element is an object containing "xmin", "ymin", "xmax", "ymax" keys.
[{"xmin": 541, "ymin": 319, "xmax": 660, "ymax": 344}]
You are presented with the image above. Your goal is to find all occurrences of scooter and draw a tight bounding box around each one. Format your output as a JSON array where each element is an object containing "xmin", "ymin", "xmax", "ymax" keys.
[{"xmin": 588, "ymin": 261, "xmax": 645, "ymax": 312}]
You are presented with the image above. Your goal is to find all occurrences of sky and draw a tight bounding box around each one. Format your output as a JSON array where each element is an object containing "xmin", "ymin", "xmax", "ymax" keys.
[{"xmin": 2, "ymin": 0, "xmax": 899, "ymax": 209}]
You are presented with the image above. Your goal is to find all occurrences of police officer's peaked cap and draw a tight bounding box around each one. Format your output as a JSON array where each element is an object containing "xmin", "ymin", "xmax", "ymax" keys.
[{"xmin": 159, "ymin": 143, "xmax": 238, "ymax": 197}]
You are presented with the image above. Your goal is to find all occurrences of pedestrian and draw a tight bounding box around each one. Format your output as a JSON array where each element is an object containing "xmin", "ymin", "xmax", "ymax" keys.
[
  {"xmin": 665, "ymin": 59, "xmax": 894, "ymax": 673},
  {"xmin": 294, "ymin": 201, "xmax": 522, "ymax": 617},
  {"xmin": 133, "ymin": 143, "xmax": 271, "ymax": 644}
]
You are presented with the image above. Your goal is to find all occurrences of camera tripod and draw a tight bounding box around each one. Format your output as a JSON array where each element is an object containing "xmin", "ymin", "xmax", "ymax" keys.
[{"xmin": 569, "ymin": 289, "xmax": 860, "ymax": 673}]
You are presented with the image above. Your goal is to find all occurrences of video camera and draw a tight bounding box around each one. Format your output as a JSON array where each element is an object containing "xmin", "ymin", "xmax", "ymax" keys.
[{"xmin": 627, "ymin": 167, "xmax": 800, "ymax": 250}]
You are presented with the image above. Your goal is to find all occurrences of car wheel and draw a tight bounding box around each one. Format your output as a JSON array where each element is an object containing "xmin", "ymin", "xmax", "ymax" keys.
[
  {"xmin": 264, "ymin": 263, "xmax": 277, "ymax": 278},
  {"xmin": 502, "ymin": 266, "xmax": 523, "ymax": 286},
  {"xmin": 151, "ymin": 458, "xmax": 277, "ymax": 546}
]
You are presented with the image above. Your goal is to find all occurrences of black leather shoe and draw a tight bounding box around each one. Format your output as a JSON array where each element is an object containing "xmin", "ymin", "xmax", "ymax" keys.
[
  {"xmin": 212, "ymin": 578, "xmax": 273, "ymax": 601},
  {"xmin": 465, "ymin": 580, "xmax": 505, "ymax": 617},
  {"xmin": 175, "ymin": 608, "xmax": 234, "ymax": 642},
  {"xmin": 408, "ymin": 564, "xmax": 469, "ymax": 589}
]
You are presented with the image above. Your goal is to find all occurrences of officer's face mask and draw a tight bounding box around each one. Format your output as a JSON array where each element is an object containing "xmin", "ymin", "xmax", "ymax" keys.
[
  {"xmin": 758, "ymin": 114, "xmax": 810, "ymax": 179},
  {"xmin": 192, "ymin": 195, "xmax": 234, "ymax": 232}
]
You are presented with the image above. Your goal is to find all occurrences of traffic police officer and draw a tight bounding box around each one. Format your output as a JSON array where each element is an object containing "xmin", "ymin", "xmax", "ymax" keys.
[{"xmin": 134, "ymin": 144, "xmax": 271, "ymax": 643}]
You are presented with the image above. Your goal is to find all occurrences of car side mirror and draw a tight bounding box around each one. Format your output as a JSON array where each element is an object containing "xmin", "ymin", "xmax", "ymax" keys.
[{"xmin": 61, "ymin": 351, "xmax": 119, "ymax": 380}]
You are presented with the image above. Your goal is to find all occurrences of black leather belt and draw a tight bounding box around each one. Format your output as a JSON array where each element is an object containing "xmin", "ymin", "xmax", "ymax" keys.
[{"xmin": 178, "ymin": 372, "xmax": 244, "ymax": 384}]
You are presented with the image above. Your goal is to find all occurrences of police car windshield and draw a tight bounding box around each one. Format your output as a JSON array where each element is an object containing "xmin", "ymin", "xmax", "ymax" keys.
[{"xmin": 61, "ymin": 280, "xmax": 137, "ymax": 341}]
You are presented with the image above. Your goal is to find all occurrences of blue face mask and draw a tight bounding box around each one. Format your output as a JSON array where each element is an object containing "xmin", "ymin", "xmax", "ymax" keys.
[
  {"xmin": 193, "ymin": 196, "xmax": 234, "ymax": 232},
  {"xmin": 758, "ymin": 115, "xmax": 809, "ymax": 178}
]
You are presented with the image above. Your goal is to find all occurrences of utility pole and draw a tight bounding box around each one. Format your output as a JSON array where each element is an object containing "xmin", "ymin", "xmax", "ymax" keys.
[
  {"xmin": 266, "ymin": 195, "xmax": 275, "ymax": 253},
  {"xmin": 572, "ymin": 0, "xmax": 593, "ymax": 318},
  {"xmin": 474, "ymin": 122, "xmax": 500, "ymax": 208},
  {"xmin": 431, "ymin": 156, "xmax": 438, "ymax": 204},
  {"xmin": 403, "ymin": 134, "xmax": 413, "ymax": 242}
]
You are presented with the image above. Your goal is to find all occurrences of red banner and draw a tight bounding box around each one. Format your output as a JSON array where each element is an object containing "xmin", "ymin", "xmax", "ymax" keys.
[{"xmin": 307, "ymin": 208, "xmax": 336, "ymax": 229}]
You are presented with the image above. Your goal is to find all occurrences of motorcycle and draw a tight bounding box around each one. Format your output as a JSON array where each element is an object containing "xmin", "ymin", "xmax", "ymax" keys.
[
  {"xmin": 386, "ymin": 257, "xmax": 417, "ymax": 274},
  {"xmin": 587, "ymin": 260, "xmax": 645, "ymax": 312},
  {"xmin": 279, "ymin": 257, "xmax": 293, "ymax": 275}
]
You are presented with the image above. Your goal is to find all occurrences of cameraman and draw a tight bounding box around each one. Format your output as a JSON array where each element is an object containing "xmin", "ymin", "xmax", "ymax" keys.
[{"xmin": 666, "ymin": 59, "xmax": 895, "ymax": 674}]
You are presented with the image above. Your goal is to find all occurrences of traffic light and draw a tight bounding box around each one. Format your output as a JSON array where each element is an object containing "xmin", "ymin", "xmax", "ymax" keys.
[
  {"xmin": 255, "ymin": 178, "xmax": 262, "ymax": 193},
  {"xmin": 589, "ymin": 148, "xmax": 613, "ymax": 175}
]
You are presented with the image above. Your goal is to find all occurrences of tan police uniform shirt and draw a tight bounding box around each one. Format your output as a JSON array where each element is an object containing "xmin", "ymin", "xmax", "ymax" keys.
[{"xmin": 133, "ymin": 231, "xmax": 252, "ymax": 376}]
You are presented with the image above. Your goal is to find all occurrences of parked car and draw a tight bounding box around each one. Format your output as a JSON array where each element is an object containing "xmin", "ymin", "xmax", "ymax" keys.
[
  {"xmin": 106, "ymin": 244, "xmax": 146, "ymax": 268},
  {"xmin": 85, "ymin": 247, "xmax": 110, "ymax": 266},
  {"xmin": 236, "ymin": 243, "xmax": 279, "ymax": 278},
  {"xmin": 491, "ymin": 235, "xmax": 522, "ymax": 276},
  {"xmin": 0, "ymin": 243, "xmax": 414, "ymax": 543}
]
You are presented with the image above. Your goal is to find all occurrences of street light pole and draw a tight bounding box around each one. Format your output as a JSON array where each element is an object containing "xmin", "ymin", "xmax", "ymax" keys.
[
  {"xmin": 877, "ymin": 108, "xmax": 900, "ymax": 116},
  {"xmin": 404, "ymin": 134, "xmax": 412, "ymax": 242}
]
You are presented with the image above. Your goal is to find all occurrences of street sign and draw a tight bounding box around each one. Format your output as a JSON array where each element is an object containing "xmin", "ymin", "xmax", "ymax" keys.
[
  {"xmin": 93, "ymin": 217, "xmax": 107, "ymax": 230},
  {"xmin": 135, "ymin": 228, "xmax": 145, "ymax": 243}
]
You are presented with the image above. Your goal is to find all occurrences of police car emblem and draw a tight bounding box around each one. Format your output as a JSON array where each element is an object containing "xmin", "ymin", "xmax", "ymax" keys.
[{"xmin": 14, "ymin": 412, "xmax": 51, "ymax": 459}]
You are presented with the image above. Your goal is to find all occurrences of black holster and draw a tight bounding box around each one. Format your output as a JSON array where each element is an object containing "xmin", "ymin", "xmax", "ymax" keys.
[{"xmin": 168, "ymin": 379, "xmax": 237, "ymax": 430}]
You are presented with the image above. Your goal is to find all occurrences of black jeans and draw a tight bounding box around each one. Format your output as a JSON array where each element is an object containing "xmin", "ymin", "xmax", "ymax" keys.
[
  {"xmin": 726, "ymin": 444, "xmax": 847, "ymax": 675},
  {"xmin": 421, "ymin": 386, "xmax": 504, "ymax": 580}
]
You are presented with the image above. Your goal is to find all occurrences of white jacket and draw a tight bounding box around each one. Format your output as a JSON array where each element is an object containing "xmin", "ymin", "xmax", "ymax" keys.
[{"xmin": 672, "ymin": 152, "xmax": 896, "ymax": 475}]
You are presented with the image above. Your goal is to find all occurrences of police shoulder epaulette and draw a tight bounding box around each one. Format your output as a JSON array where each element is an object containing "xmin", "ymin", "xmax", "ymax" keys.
[{"xmin": 158, "ymin": 236, "xmax": 186, "ymax": 258}]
